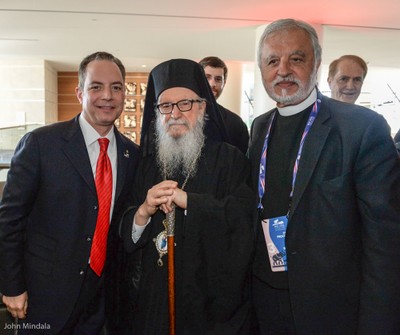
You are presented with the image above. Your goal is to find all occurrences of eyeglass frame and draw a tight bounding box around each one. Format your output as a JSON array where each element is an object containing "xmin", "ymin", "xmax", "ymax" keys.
[{"xmin": 155, "ymin": 98, "xmax": 206, "ymax": 115}]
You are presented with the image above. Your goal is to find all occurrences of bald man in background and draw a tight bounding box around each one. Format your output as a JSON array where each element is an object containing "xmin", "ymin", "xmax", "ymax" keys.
[{"xmin": 327, "ymin": 55, "xmax": 368, "ymax": 104}]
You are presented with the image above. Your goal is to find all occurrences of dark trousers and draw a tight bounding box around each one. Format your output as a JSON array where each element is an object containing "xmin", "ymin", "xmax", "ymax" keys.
[
  {"xmin": 57, "ymin": 267, "xmax": 105, "ymax": 335},
  {"xmin": 251, "ymin": 276, "xmax": 296, "ymax": 335}
]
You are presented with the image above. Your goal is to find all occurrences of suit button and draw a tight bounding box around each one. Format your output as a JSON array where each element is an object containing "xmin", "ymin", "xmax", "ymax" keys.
[
  {"xmin": 94, "ymin": 205, "xmax": 98, "ymax": 210},
  {"xmin": 79, "ymin": 269, "xmax": 85, "ymax": 276},
  {"xmin": 86, "ymin": 236, "xmax": 92, "ymax": 242}
]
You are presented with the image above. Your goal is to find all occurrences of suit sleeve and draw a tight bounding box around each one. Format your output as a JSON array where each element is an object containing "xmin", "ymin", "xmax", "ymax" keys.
[
  {"xmin": 0, "ymin": 133, "xmax": 41, "ymax": 296},
  {"xmin": 355, "ymin": 114, "xmax": 400, "ymax": 333}
]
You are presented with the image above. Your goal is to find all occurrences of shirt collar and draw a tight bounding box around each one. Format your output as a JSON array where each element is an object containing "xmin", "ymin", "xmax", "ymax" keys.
[
  {"xmin": 277, "ymin": 87, "xmax": 317, "ymax": 116},
  {"xmin": 79, "ymin": 113, "xmax": 115, "ymax": 146}
]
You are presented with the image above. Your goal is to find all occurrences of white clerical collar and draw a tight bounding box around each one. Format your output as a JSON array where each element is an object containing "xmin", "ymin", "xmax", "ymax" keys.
[{"xmin": 277, "ymin": 88, "xmax": 317, "ymax": 116}]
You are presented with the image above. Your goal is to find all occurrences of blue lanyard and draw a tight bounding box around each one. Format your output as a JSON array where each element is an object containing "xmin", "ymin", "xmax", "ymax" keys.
[{"xmin": 257, "ymin": 91, "xmax": 322, "ymax": 210}]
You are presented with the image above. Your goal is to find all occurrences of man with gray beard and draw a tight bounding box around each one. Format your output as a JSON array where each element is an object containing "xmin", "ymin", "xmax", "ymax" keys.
[
  {"xmin": 155, "ymin": 103, "xmax": 206, "ymax": 178},
  {"xmin": 248, "ymin": 19, "xmax": 400, "ymax": 334},
  {"xmin": 115, "ymin": 59, "xmax": 255, "ymax": 334}
]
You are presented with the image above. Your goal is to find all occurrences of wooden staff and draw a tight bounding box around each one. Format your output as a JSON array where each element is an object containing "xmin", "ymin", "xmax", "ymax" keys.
[
  {"xmin": 166, "ymin": 208, "xmax": 176, "ymax": 335},
  {"xmin": 167, "ymin": 235, "xmax": 176, "ymax": 335},
  {"xmin": 163, "ymin": 156, "xmax": 197, "ymax": 334}
]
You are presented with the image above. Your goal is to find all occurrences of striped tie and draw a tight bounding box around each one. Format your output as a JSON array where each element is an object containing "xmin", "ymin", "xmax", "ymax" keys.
[{"xmin": 90, "ymin": 138, "xmax": 112, "ymax": 276}]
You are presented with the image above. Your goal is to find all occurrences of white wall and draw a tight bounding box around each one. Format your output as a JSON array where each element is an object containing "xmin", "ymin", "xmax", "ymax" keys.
[
  {"xmin": 218, "ymin": 60, "xmax": 243, "ymax": 115},
  {"xmin": 0, "ymin": 59, "xmax": 57, "ymax": 149}
]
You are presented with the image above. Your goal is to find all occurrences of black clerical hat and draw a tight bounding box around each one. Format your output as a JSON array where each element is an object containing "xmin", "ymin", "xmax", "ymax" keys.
[
  {"xmin": 151, "ymin": 59, "xmax": 204, "ymax": 99},
  {"xmin": 140, "ymin": 58, "xmax": 228, "ymax": 156}
]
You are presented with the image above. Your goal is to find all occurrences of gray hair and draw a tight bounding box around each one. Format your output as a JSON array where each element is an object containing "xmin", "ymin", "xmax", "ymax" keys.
[{"xmin": 257, "ymin": 18, "xmax": 322, "ymax": 69}]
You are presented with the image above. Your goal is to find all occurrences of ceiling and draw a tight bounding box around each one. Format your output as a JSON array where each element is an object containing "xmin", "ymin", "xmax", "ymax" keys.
[{"xmin": 1, "ymin": 0, "xmax": 400, "ymax": 72}]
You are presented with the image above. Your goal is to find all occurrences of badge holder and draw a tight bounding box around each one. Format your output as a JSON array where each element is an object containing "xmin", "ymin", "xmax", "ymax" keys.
[{"xmin": 261, "ymin": 216, "xmax": 288, "ymax": 272}]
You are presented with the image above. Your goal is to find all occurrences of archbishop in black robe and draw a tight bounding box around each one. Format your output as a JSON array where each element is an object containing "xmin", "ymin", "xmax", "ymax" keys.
[
  {"xmin": 123, "ymin": 139, "xmax": 254, "ymax": 334},
  {"xmin": 115, "ymin": 59, "xmax": 256, "ymax": 334}
]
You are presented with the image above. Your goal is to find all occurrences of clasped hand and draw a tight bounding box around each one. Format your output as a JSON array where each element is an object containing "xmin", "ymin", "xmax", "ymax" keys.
[{"xmin": 136, "ymin": 180, "xmax": 187, "ymax": 226}]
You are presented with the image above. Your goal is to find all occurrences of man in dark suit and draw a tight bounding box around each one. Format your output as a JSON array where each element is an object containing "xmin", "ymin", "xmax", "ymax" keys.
[
  {"xmin": 0, "ymin": 51, "xmax": 139, "ymax": 334},
  {"xmin": 248, "ymin": 19, "xmax": 400, "ymax": 334},
  {"xmin": 199, "ymin": 56, "xmax": 249, "ymax": 154}
]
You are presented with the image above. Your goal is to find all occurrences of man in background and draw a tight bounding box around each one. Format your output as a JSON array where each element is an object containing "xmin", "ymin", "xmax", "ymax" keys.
[
  {"xmin": 327, "ymin": 54, "xmax": 368, "ymax": 104},
  {"xmin": 199, "ymin": 56, "xmax": 249, "ymax": 153},
  {"xmin": 0, "ymin": 51, "xmax": 139, "ymax": 334}
]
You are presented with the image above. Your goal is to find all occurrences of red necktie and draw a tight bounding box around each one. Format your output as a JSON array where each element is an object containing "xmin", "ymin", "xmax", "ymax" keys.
[{"xmin": 90, "ymin": 138, "xmax": 112, "ymax": 276}]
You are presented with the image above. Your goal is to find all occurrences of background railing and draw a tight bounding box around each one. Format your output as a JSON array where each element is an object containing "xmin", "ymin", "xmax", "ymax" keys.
[{"xmin": 0, "ymin": 124, "xmax": 43, "ymax": 190}]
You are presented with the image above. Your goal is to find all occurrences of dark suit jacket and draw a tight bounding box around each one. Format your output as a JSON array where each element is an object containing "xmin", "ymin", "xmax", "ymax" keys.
[
  {"xmin": 218, "ymin": 103, "xmax": 249, "ymax": 154},
  {"xmin": 0, "ymin": 115, "xmax": 139, "ymax": 333},
  {"xmin": 248, "ymin": 95, "xmax": 400, "ymax": 335}
]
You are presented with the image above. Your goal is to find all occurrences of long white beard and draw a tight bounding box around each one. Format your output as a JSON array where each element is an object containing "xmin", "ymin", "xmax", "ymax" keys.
[{"xmin": 155, "ymin": 114, "xmax": 205, "ymax": 178}]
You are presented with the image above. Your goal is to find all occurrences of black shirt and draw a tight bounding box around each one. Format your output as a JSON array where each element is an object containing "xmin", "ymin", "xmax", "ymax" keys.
[{"xmin": 253, "ymin": 105, "xmax": 313, "ymax": 289}]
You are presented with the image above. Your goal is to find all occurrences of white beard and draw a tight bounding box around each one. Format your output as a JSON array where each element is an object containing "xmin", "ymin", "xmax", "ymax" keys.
[
  {"xmin": 268, "ymin": 64, "xmax": 318, "ymax": 106},
  {"xmin": 155, "ymin": 114, "xmax": 205, "ymax": 178}
]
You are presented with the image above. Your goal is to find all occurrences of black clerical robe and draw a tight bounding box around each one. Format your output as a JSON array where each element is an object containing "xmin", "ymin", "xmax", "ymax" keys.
[{"xmin": 121, "ymin": 140, "xmax": 255, "ymax": 334}]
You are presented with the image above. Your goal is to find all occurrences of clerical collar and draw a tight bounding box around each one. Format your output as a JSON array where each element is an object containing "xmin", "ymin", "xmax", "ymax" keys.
[{"xmin": 277, "ymin": 88, "xmax": 317, "ymax": 116}]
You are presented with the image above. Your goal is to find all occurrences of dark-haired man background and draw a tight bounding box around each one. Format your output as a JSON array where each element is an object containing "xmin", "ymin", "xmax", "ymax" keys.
[{"xmin": 199, "ymin": 56, "xmax": 249, "ymax": 153}]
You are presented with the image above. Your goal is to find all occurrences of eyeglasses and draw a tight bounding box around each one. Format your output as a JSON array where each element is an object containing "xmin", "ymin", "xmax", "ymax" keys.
[{"xmin": 155, "ymin": 99, "xmax": 205, "ymax": 115}]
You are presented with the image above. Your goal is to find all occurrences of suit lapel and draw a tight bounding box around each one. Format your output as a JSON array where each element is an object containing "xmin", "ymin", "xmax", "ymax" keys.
[
  {"xmin": 114, "ymin": 130, "xmax": 130, "ymax": 202},
  {"xmin": 289, "ymin": 101, "xmax": 331, "ymax": 218},
  {"xmin": 61, "ymin": 116, "xmax": 96, "ymax": 194}
]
